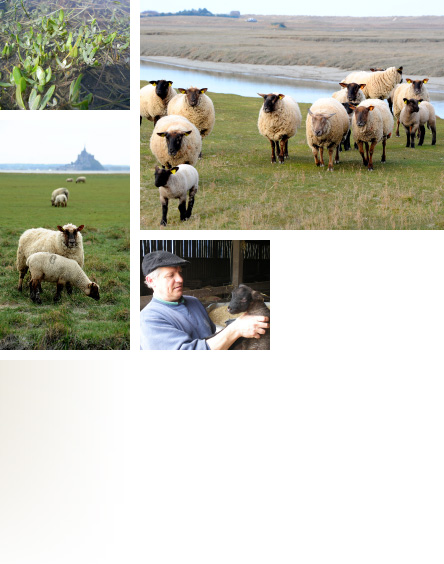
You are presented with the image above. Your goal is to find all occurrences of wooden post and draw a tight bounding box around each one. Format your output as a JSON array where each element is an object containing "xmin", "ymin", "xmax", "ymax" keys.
[{"xmin": 232, "ymin": 241, "xmax": 243, "ymax": 287}]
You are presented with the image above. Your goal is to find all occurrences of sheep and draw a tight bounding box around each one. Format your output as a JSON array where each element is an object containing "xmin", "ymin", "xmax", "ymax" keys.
[
  {"xmin": 167, "ymin": 87, "xmax": 215, "ymax": 140},
  {"xmin": 154, "ymin": 164, "xmax": 198, "ymax": 226},
  {"xmin": 226, "ymin": 285, "xmax": 270, "ymax": 350},
  {"xmin": 16, "ymin": 223, "xmax": 84, "ymax": 292},
  {"xmin": 26, "ymin": 252, "xmax": 99, "ymax": 304},
  {"xmin": 392, "ymin": 78, "xmax": 430, "ymax": 136},
  {"xmin": 332, "ymin": 82, "xmax": 366, "ymax": 106},
  {"xmin": 257, "ymin": 93, "xmax": 302, "ymax": 164},
  {"xmin": 342, "ymin": 66, "xmax": 403, "ymax": 101},
  {"xmin": 54, "ymin": 194, "xmax": 67, "ymax": 207},
  {"xmin": 400, "ymin": 98, "xmax": 436, "ymax": 148},
  {"xmin": 51, "ymin": 187, "xmax": 69, "ymax": 206},
  {"xmin": 75, "ymin": 176, "xmax": 86, "ymax": 183},
  {"xmin": 351, "ymin": 99, "xmax": 394, "ymax": 171},
  {"xmin": 150, "ymin": 115, "xmax": 202, "ymax": 168},
  {"xmin": 66, "ymin": 178, "xmax": 73, "ymax": 182},
  {"xmin": 306, "ymin": 97, "xmax": 350, "ymax": 171},
  {"xmin": 140, "ymin": 80, "xmax": 176, "ymax": 126}
]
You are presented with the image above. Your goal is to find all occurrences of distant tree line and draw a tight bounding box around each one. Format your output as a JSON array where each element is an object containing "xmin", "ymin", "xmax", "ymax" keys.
[{"xmin": 141, "ymin": 8, "xmax": 241, "ymax": 18}]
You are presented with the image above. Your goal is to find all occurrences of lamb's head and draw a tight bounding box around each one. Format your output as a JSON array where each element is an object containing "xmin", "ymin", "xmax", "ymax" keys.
[
  {"xmin": 86, "ymin": 282, "xmax": 100, "ymax": 301},
  {"xmin": 308, "ymin": 108, "xmax": 336, "ymax": 137},
  {"xmin": 57, "ymin": 223, "xmax": 84, "ymax": 248},
  {"xmin": 154, "ymin": 165, "xmax": 179, "ymax": 188},
  {"xmin": 406, "ymin": 78, "xmax": 428, "ymax": 95},
  {"xmin": 403, "ymin": 98, "xmax": 421, "ymax": 113},
  {"xmin": 178, "ymin": 87, "xmax": 208, "ymax": 108},
  {"xmin": 227, "ymin": 285, "xmax": 264, "ymax": 315},
  {"xmin": 157, "ymin": 129, "xmax": 192, "ymax": 157},
  {"xmin": 258, "ymin": 93, "xmax": 285, "ymax": 113},
  {"xmin": 149, "ymin": 80, "xmax": 173, "ymax": 100},
  {"xmin": 351, "ymin": 105, "xmax": 375, "ymax": 128}
]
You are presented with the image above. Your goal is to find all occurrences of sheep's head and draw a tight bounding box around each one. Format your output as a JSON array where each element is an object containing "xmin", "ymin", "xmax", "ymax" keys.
[
  {"xmin": 258, "ymin": 93, "xmax": 284, "ymax": 113},
  {"xmin": 406, "ymin": 78, "xmax": 428, "ymax": 95},
  {"xmin": 57, "ymin": 224, "xmax": 84, "ymax": 248},
  {"xmin": 352, "ymin": 105, "xmax": 375, "ymax": 128},
  {"xmin": 403, "ymin": 98, "xmax": 421, "ymax": 113},
  {"xmin": 87, "ymin": 282, "xmax": 100, "ymax": 301},
  {"xmin": 149, "ymin": 80, "xmax": 173, "ymax": 100},
  {"xmin": 157, "ymin": 130, "xmax": 192, "ymax": 156},
  {"xmin": 154, "ymin": 165, "xmax": 179, "ymax": 187},
  {"xmin": 339, "ymin": 82, "xmax": 366, "ymax": 104},
  {"xmin": 178, "ymin": 87, "xmax": 208, "ymax": 107},
  {"xmin": 227, "ymin": 284, "xmax": 264, "ymax": 315},
  {"xmin": 308, "ymin": 108, "xmax": 336, "ymax": 137}
]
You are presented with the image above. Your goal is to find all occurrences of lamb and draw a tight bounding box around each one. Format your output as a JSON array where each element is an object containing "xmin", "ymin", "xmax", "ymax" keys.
[
  {"xmin": 226, "ymin": 285, "xmax": 270, "ymax": 350},
  {"xmin": 26, "ymin": 252, "xmax": 99, "ymax": 304},
  {"xmin": 54, "ymin": 194, "xmax": 67, "ymax": 207},
  {"xmin": 150, "ymin": 115, "xmax": 202, "ymax": 168},
  {"xmin": 66, "ymin": 178, "xmax": 73, "ymax": 182},
  {"xmin": 75, "ymin": 176, "xmax": 86, "ymax": 183},
  {"xmin": 305, "ymin": 97, "xmax": 350, "ymax": 171},
  {"xmin": 392, "ymin": 78, "xmax": 430, "ymax": 136},
  {"xmin": 16, "ymin": 223, "xmax": 84, "ymax": 292},
  {"xmin": 51, "ymin": 187, "xmax": 69, "ymax": 206},
  {"xmin": 140, "ymin": 80, "xmax": 176, "ymax": 126},
  {"xmin": 154, "ymin": 164, "xmax": 198, "ymax": 226},
  {"xmin": 257, "ymin": 93, "xmax": 302, "ymax": 164},
  {"xmin": 351, "ymin": 99, "xmax": 394, "ymax": 171},
  {"xmin": 342, "ymin": 66, "xmax": 403, "ymax": 101},
  {"xmin": 167, "ymin": 87, "xmax": 215, "ymax": 140},
  {"xmin": 400, "ymin": 98, "xmax": 436, "ymax": 148}
]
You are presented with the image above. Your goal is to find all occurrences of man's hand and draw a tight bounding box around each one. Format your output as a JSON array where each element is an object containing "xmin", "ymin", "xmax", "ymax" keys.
[{"xmin": 206, "ymin": 314, "xmax": 270, "ymax": 350}]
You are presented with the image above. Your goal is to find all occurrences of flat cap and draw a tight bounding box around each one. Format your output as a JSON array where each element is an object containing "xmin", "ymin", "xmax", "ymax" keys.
[{"xmin": 142, "ymin": 250, "xmax": 189, "ymax": 277}]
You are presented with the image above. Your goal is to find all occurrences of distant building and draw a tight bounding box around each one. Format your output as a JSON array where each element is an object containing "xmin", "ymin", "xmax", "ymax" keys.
[
  {"xmin": 246, "ymin": 18, "xmax": 257, "ymax": 22},
  {"xmin": 230, "ymin": 11, "xmax": 240, "ymax": 17},
  {"xmin": 57, "ymin": 146, "xmax": 105, "ymax": 171}
]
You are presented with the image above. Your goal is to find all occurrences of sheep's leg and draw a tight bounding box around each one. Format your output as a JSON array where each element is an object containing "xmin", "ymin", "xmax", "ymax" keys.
[
  {"xmin": 388, "ymin": 97, "xmax": 393, "ymax": 114},
  {"xmin": 30, "ymin": 279, "xmax": 42, "ymax": 304},
  {"xmin": 178, "ymin": 200, "xmax": 187, "ymax": 222},
  {"xmin": 269, "ymin": 139, "xmax": 277, "ymax": 164},
  {"xmin": 66, "ymin": 281, "xmax": 73, "ymax": 295},
  {"xmin": 17, "ymin": 266, "xmax": 28, "ymax": 292},
  {"xmin": 381, "ymin": 138, "xmax": 387, "ymax": 163},
  {"xmin": 326, "ymin": 144, "xmax": 336, "ymax": 171},
  {"xmin": 333, "ymin": 143, "xmax": 340, "ymax": 165},
  {"xmin": 396, "ymin": 118, "xmax": 401, "ymax": 137},
  {"xmin": 418, "ymin": 125, "xmax": 426, "ymax": 146},
  {"xmin": 284, "ymin": 139, "xmax": 289, "ymax": 159},
  {"xmin": 311, "ymin": 146, "xmax": 322, "ymax": 167},
  {"xmin": 140, "ymin": 115, "xmax": 142, "ymax": 126},
  {"xmin": 160, "ymin": 199, "xmax": 168, "ymax": 226},
  {"xmin": 343, "ymin": 130, "xmax": 351, "ymax": 151},
  {"xmin": 186, "ymin": 187, "xmax": 197, "ymax": 219},
  {"xmin": 357, "ymin": 141, "xmax": 368, "ymax": 167},
  {"xmin": 278, "ymin": 137, "xmax": 288, "ymax": 164},
  {"xmin": 431, "ymin": 124, "xmax": 436, "ymax": 145},
  {"xmin": 54, "ymin": 283, "xmax": 64, "ymax": 303},
  {"xmin": 367, "ymin": 140, "xmax": 377, "ymax": 171}
]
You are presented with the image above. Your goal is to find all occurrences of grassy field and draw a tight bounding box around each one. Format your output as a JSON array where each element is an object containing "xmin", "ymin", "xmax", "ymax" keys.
[
  {"xmin": 141, "ymin": 89, "xmax": 444, "ymax": 230},
  {"xmin": 140, "ymin": 15, "xmax": 444, "ymax": 76},
  {"xmin": 0, "ymin": 173, "xmax": 130, "ymax": 350}
]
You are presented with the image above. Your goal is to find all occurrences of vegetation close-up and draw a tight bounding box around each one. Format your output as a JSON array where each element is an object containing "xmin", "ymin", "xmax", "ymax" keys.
[{"xmin": 0, "ymin": 0, "xmax": 130, "ymax": 109}]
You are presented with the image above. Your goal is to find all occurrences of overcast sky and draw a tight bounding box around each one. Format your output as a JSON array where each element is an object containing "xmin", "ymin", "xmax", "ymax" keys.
[
  {"xmin": 140, "ymin": 0, "xmax": 443, "ymax": 16},
  {"xmin": 0, "ymin": 115, "xmax": 130, "ymax": 165}
]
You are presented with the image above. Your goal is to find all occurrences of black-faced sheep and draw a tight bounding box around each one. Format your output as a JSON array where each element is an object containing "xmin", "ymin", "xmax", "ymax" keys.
[
  {"xmin": 400, "ymin": 98, "xmax": 436, "ymax": 148},
  {"xmin": 16, "ymin": 223, "xmax": 84, "ymax": 292},
  {"xmin": 154, "ymin": 164, "xmax": 198, "ymax": 226},
  {"xmin": 54, "ymin": 194, "xmax": 67, "ymax": 207},
  {"xmin": 257, "ymin": 93, "xmax": 302, "ymax": 164},
  {"xmin": 392, "ymin": 79, "xmax": 430, "ymax": 136},
  {"xmin": 150, "ymin": 115, "xmax": 202, "ymax": 168},
  {"xmin": 226, "ymin": 285, "xmax": 270, "ymax": 350},
  {"xmin": 75, "ymin": 176, "xmax": 86, "ymax": 183},
  {"xmin": 342, "ymin": 66, "xmax": 403, "ymax": 101},
  {"xmin": 332, "ymin": 83, "xmax": 366, "ymax": 106},
  {"xmin": 26, "ymin": 252, "xmax": 99, "ymax": 304},
  {"xmin": 167, "ymin": 87, "xmax": 215, "ymax": 140},
  {"xmin": 140, "ymin": 80, "xmax": 176, "ymax": 126},
  {"xmin": 51, "ymin": 187, "xmax": 69, "ymax": 206},
  {"xmin": 306, "ymin": 98, "xmax": 350, "ymax": 171}
]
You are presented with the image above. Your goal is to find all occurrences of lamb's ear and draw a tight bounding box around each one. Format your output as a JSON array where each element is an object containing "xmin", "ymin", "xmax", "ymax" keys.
[
  {"xmin": 178, "ymin": 88, "xmax": 187, "ymax": 94},
  {"xmin": 57, "ymin": 225, "xmax": 64, "ymax": 232},
  {"xmin": 77, "ymin": 225, "xmax": 84, "ymax": 232},
  {"xmin": 170, "ymin": 167, "xmax": 179, "ymax": 174},
  {"xmin": 251, "ymin": 290, "xmax": 264, "ymax": 302}
]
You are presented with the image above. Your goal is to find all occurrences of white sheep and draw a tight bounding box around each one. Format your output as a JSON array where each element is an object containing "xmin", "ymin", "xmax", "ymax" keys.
[
  {"xmin": 167, "ymin": 87, "xmax": 215, "ymax": 139},
  {"xmin": 343, "ymin": 66, "xmax": 403, "ymax": 101},
  {"xmin": 66, "ymin": 178, "xmax": 73, "ymax": 182},
  {"xmin": 400, "ymin": 98, "xmax": 436, "ymax": 147},
  {"xmin": 150, "ymin": 115, "xmax": 202, "ymax": 168},
  {"xmin": 75, "ymin": 176, "xmax": 86, "ymax": 183},
  {"xmin": 54, "ymin": 194, "xmax": 67, "ymax": 207},
  {"xmin": 154, "ymin": 164, "xmax": 199, "ymax": 226},
  {"xmin": 16, "ymin": 223, "xmax": 84, "ymax": 292},
  {"xmin": 305, "ymin": 97, "xmax": 350, "ymax": 171},
  {"xmin": 257, "ymin": 93, "xmax": 302, "ymax": 164},
  {"xmin": 51, "ymin": 187, "xmax": 69, "ymax": 206},
  {"xmin": 392, "ymin": 78, "xmax": 430, "ymax": 136},
  {"xmin": 351, "ymin": 99, "xmax": 394, "ymax": 170},
  {"xmin": 26, "ymin": 252, "xmax": 99, "ymax": 304},
  {"xmin": 140, "ymin": 80, "xmax": 177, "ymax": 126}
]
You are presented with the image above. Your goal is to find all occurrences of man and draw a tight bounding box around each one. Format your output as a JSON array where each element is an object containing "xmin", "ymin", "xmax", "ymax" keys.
[{"xmin": 140, "ymin": 250, "xmax": 269, "ymax": 350}]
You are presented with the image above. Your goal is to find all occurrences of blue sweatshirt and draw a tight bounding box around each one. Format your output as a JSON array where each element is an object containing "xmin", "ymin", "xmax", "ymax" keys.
[{"xmin": 140, "ymin": 296, "xmax": 216, "ymax": 350}]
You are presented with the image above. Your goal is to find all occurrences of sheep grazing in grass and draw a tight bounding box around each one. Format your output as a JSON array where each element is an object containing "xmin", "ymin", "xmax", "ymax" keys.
[
  {"xmin": 306, "ymin": 97, "xmax": 349, "ymax": 171},
  {"xmin": 392, "ymin": 78, "xmax": 430, "ymax": 136},
  {"xmin": 75, "ymin": 176, "xmax": 86, "ymax": 183},
  {"xmin": 154, "ymin": 164, "xmax": 199, "ymax": 226},
  {"xmin": 400, "ymin": 98, "xmax": 436, "ymax": 148},
  {"xmin": 226, "ymin": 285, "xmax": 270, "ymax": 350},
  {"xmin": 26, "ymin": 252, "xmax": 99, "ymax": 304},
  {"xmin": 16, "ymin": 223, "xmax": 84, "ymax": 292},
  {"xmin": 54, "ymin": 194, "xmax": 67, "ymax": 207},
  {"xmin": 351, "ymin": 99, "xmax": 394, "ymax": 171},
  {"xmin": 150, "ymin": 115, "xmax": 202, "ymax": 168},
  {"xmin": 51, "ymin": 187, "xmax": 69, "ymax": 206},
  {"xmin": 167, "ymin": 87, "xmax": 215, "ymax": 141},
  {"xmin": 66, "ymin": 178, "xmax": 73, "ymax": 182},
  {"xmin": 140, "ymin": 80, "xmax": 176, "ymax": 126},
  {"xmin": 257, "ymin": 93, "xmax": 302, "ymax": 164},
  {"xmin": 342, "ymin": 66, "xmax": 403, "ymax": 101}
]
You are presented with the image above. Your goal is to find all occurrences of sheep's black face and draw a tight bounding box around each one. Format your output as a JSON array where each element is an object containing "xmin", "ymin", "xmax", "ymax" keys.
[
  {"xmin": 88, "ymin": 283, "xmax": 100, "ymax": 301},
  {"xmin": 404, "ymin": 98, "xmax": 420, "ymax": 113},
  {"xmin": 227, "ymin": 285, "xmax": 254, "ymax": 314},
  {"xmin": 150, "ymin": 80, "xmax": 173, "ymax": 100},
  {"xmin": 340, "ymin": 82, "xmax": 365, "ymax": 105},
  {"xmin": 154, "ymin": 166, "xmax": 173, "ymax": 187},
  {"xmin": 158, "ymin": 131, "xmax": 191, "ymax": 157},
  {"xmin": 261, "ymin": 94, "xmax": 282, "ymax": 113},
  {"xmin": 410, "ymin": 79, "xmax": 427, "ymax": 95},
  {"xmin": 57, "ymin": 224, "xmax": 84, "ymax": 248}
]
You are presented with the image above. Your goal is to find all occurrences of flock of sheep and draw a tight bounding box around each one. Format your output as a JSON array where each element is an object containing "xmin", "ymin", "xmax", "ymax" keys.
[{"xmin": 141, "ymin": 66, "xmax": 438, "ymax": 223}]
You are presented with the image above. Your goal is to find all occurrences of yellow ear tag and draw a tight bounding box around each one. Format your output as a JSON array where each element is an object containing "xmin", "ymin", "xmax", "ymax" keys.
[{"xmin": 171, "ymin": 169, "xmax": 177, "ymax": 174}]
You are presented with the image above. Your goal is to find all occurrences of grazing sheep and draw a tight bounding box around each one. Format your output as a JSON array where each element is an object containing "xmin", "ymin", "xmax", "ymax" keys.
[
  {"xmin": 226, "ymin": 285, "xmax": 270, "ymax": 350},
  {"xmin": 332, "ymin": 82, "xmax": 366, "ymax": 106},
  {"xmin": 306, "ymin": 97, "xmax": 349, "ymax": 171},
  {"xmin": 16, "ymin": 223, "xmax": 84, "ymax": 292},
  {"xmin": 27, "ymin": 252, "xmax": 99, "ymax": 304},
  {"xmin": 257, "ymin": 93, "xmax": 302, "ymax": 164},
  {"xmin": 343, "ymin": 66, "xmax": 403, "ymax": 101},
  {"xmin": 140, "ymin": 80, "xmax": 176, "ymax": 126},
  {"xmin": 75, "ymin": 176, "xmax": 86, "ymax": 183},
  {"xmin": 66, "ymin": 178, "xmax": 73, "ymax": 182},
  {"xmin": 154, "ymin": 164, "xmax": 199, "ymax": 226},
  {"xmin": 150, "ymin": 115, "xmax": 202, "ymax": 168},
  {"xmin": 51, "ymin": 187, "xmax": 69, "ymax": 206},
  {"xmin": 351, "ymin": 99, "xmax": 394, "ymax": 170},
  {"xmin": 54, "ymin": 194, "xmax": 67, "ymax": 207},
  {"xmin": 400, "ymin": 98, "xmax": 436, "ymax": 148},
  {"xmin": 167, "ymin": 87, "xmax": 215, "ymax": 140},
  {"xmin": 392, "ymin": 78, "xmax": 430, "ymax": 136}
]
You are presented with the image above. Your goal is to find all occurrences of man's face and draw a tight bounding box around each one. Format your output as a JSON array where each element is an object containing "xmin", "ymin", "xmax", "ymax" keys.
[{"xmin": 148, "ymin": 266, "xmax": 184, "ymax": 302}]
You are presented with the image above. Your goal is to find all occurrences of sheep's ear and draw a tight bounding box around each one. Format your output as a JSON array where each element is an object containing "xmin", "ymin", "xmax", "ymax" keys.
[
  {"xmin": 258, "ymin": 93, "xmax": 266, "ymax": 98},
  {"xmin": 418, "ymin": 99, "xmax": 423, "ymax": 103},
  {"xmin": 178, "ymin": 88, "xmax": 187, "ymax": 94},
  {"xmin": 251, "ymin": 290, "xmax": 264, "ymax": 302},
  {"xmin": 368, "ymin": 106, "xmax": 375, "ymax": 111},
  {"xmin": 200, "ymin": 88, "xmax": 208, "ymax": 93},
  {"xmin": 171, "ymin": 167, "xmax": 179, "ymax": 174},
  {"xmin": 149, "ymin": 81, "xmax": 156, "ymax": 86},
  {"xmin": 278, "ymin": 94, "xmax": 285, "ymax": 99},
  {"xmin": 183, "ymin": 130, "xmax": 192, "ymax": 136},
  {"xmin": 403, "ymin": 98, "xmax": 408, "ymax": 104},
  {"xmin": 359, "ymin": 84, "xmax": 366, "ymax": 89},
  {"xmin": 157, "ymin": 132, "xmax": 167, "ymax": 137},
  {"xmin": 423, "ymin": 78, "xmax": 429, "ymax": 84},
  {"xmin": 349, "ymin": 104, "xmax": 357, "ymax": 111},
  {"xmin": 57, "ymin": 225, "xmax": 64, "ymax": 232},
  {"xmin": 398, "ymin": 66, "xmax": 403, "ymax": 72},
  {"xmin": 77, "ymin": 225, "xmax": 84, "ymax": 231},
  {"xmin": 406, "ymin": 78, "xmax": 412, "ymax": 83},
  {"xmin": 339, "ymin": 82, "xmax": 347, "ymax": 88},
  {"xmin": 308, "ymin": 108, "xmax": 314, "ymax": 116},
  {"xmin": 168, "ymin": 81, "xmax": 173, "ymax": 86}
]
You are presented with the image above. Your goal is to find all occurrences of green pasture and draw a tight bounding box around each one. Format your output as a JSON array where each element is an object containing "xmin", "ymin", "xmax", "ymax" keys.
[
  {"xmin": 0, "ymin": 173, "xmax": 130, "ymax": 350},
  {"xmin": 141, "ymin": 89, "xmax": 444, "ymax": 230}
]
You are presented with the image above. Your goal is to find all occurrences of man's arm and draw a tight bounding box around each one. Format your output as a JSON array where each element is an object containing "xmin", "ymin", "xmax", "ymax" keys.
[{"xmin": 206, "ymin": 313, "xmax": 269, "ymax": 350}]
